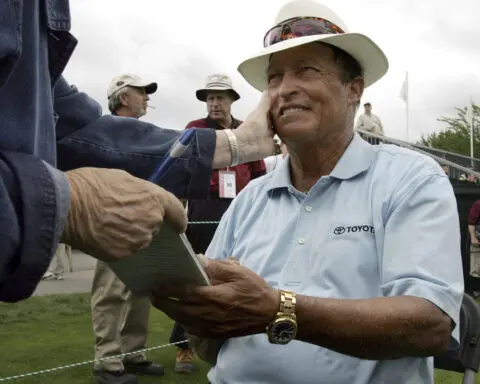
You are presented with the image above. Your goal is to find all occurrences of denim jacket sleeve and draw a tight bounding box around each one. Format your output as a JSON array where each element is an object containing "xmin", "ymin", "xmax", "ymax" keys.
[
  {"xmin": 54, "ymin": 76, "xmax": 216, "ymax": 198},
  {"xmin": 0, "ymin": 152, "xmax": 70, "ymax": 302}
]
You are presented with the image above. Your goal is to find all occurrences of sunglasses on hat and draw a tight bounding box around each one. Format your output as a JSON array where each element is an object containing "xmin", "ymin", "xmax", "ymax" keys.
[{"xmin": 263, "ymin": 17, "xmax": 345, "ymax": 48}]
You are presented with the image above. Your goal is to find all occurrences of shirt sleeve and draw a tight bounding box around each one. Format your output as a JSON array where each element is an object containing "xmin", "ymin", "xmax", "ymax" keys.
[
  {"xmin": 0, "ymin": 152, "xmax": 69, "ymax": 302},
  {"xmin": 355, "ymin": 115, "xmax": 364, "ymax": 129},
  {"xmin": 381, "ymin": 164, "xmax": 464, "ymax": 346},
  {"xmin": 54, "ymin": 78, "xmax": 216, "ymax": 199},
  {"xmin": 377, "ymin": 118, "xmax": 384, "ymax": 134},
  {"xmin": 250, "ymin": 160, "xmax": 267, "ymax": 179},
  {"xmin": 185, "ymin": 121, "xmax": 198, "ymax": 129},
  {"xmin": 468, "ymin": 201, "xmax": 480, "ymax": 225}
]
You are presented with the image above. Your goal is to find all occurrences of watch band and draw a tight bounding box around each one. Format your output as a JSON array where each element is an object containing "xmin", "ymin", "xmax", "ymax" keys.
[
  {"xmin": 279, "ymin": 290, "xmax": 296, "ymax": 317},
  {"xmin": 223, "ymin": 129, "xmax": 240, "ymax": 167}
]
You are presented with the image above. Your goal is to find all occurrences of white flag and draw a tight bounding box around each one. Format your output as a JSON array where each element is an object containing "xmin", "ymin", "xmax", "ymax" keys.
[
  {"xmin": 399, "ymin": 72, "xmax": 408, "ymax": 103},
  {"xmin": 466, "ymin": 99, "xmax": 474, "ymax": 129}
]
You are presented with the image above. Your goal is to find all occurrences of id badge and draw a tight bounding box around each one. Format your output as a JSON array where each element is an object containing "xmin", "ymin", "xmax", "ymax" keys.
[{"xmin": 219, "ymin": 170, "xmax": 236, "ymax": 199}]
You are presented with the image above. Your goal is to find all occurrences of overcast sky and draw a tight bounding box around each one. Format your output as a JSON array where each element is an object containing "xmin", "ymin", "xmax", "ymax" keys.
[{"xmin": 64, "ymin": 0, "xmax": 480, "ymax": 143}]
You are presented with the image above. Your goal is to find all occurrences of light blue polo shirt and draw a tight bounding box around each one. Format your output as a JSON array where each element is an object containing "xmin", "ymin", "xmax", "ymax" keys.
[{"xmin": 206, "ymin": 134, "xmax": 464, "ymax": 384}]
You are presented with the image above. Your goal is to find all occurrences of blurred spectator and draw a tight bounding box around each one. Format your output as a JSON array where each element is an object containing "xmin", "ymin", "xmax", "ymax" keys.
[
  {"xmin": 91, "ymin": 74, "xmax": 165, "ymax": 384},
  {"xmin": 468, "ymin": 200, "xmax": 480, "ymax": 277},
  {"xmin": 169, "ymin": 74, "xmax": 266, "ymax": 374},
  {"xmin": 265, "ymin": 137, "xmax": 288, "ymax": 173},
  {"xmin": 355, "ymin": 102, "xmax": 384, "ymax": 135},
  {"xmin": 441, "ymin": 165, "xmax": 449, "ymax": 176},
  {"xmin": 42, "ymin": 244, "xmax": 72, "ymax": 280}
]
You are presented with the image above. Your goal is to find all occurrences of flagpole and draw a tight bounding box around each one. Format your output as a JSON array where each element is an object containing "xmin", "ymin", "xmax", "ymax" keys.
[
  {"xmin": 469, "ymin": 97, "xmax": 474, "ymax": 165},
  {"xmin": 406, "ymin": 72, "xmax": 409, "ymax": 142},
  {"xmin": 399, "ymin": 71, "xmax": 409, "ymax": 141}
]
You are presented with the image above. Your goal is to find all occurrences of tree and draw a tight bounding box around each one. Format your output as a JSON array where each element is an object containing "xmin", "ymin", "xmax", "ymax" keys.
[{"xmin": 419, "ymin": 103, "xmax": 479, "ymax": 157}]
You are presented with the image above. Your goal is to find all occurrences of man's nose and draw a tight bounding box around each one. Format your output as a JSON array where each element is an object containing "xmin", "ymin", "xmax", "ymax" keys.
[
  {"xmin": 277, "ymin": 71, "xmax": 299, "ymax": 100},
  {"xmin": 144, "ymin": 95, "xmax": 150, "ymax": 101}
]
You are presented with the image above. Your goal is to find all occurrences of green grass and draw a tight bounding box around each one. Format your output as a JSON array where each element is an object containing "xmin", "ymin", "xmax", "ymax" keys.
[
  {"xmin": 0, "ymin": 293, "xmax": 477, "ymax": 383},
  {"xmin": 0, "ymin": 293, "xmax": 209, "ymax": 383}
]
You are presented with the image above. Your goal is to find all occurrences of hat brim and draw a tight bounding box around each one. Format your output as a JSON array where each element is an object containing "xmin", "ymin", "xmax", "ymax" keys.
[
  {"xmin": 130, "ymin": 82, "xmax": 158, "ymax": 94},
  {"xmin": 143, "ymin": 82, "xmax": 158, "ymax": 94},
  {"xmin": 196, "ymin": 88, "xmax": 240, "ymax": 102},
  {"xmin": 237, "ymin": 33, "xmax": 389, "ymax": 91}
]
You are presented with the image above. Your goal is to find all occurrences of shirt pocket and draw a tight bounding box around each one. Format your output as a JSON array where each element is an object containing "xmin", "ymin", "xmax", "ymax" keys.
[
  {"xmin": 306, "ymin": 220, "xmax": 381, "ymax": 299},
  {"xmin": 0, "ymin": 0, "xmax": 22, "ymax": 90},
  {"xmin": 45, "ymin": 0, "xmax": 77, "ymax": 85}
]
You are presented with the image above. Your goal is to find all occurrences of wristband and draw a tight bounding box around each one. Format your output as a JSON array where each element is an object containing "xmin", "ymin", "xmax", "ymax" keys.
[{"xmin": 224, "ymin": 129, "xmax": 240, "ymax": 166}]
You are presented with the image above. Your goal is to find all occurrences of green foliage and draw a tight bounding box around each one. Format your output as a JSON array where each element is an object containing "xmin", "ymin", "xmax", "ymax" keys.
[{"xmin": 419, "ymin": 103, "xmax": 479, "ymax": 157}]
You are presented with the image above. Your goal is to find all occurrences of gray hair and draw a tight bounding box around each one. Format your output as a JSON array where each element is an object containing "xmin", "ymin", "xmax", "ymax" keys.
[{"xmin": 108, "ymin": 87, "xmax": 129, "ymax": 113}]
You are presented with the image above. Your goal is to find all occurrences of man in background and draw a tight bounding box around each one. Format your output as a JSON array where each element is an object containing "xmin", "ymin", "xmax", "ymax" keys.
[
  {"xmin": 168, "ymin": 74, "xmax": 266, "ymax": 374},
  {"xmin": 42, "ymin": 243, "xmax": 72, "ymax": 280},
  {"xmin": 264, "ymin": 136, "xmax": 288, "ymax": 173},
  {"xmin": 91, "ymin": 74, "xmax": 164, "ymax": 384},
  {"xmin": 355, "ymin": 102, "xmax": 384, "ymax": 136},
  {"xmin": 107, "ymin": 73, "xmax": 157, "ymax": 118},
  {"xmin": 468, "ymin": 200, "xmax": 480, "ymax": 295}
]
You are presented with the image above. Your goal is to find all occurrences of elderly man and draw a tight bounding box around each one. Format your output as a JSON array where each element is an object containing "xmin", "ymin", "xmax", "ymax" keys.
[
  {"xmin": 89, "ymin": 74, "xmax": 164, "ymax": 384},
  {"xmin": 169, "ymin": 74, "xmax": 266, "ymax": 374},
  {"xmin": 107, "ymin": 73, "xmax": 157, "ymax": 118},
  {"xmin": 152, "ymin": 1, "xmax": 464, "ymax": 383}
]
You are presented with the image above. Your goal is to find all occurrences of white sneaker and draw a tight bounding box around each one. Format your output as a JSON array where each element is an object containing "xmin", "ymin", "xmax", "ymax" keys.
[
  {"xmin": 42, "ymin": 272, "xmax": 63, "ymax": 280},
  {"xmin": 42, "ymin": 271, "xmax": 54, "ymax": 280}
]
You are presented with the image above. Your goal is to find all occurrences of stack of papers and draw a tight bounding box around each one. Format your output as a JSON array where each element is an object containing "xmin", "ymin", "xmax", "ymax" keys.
[{"xmin": 107, "ymin": 223, "xmax": 210, "ymax": 297}]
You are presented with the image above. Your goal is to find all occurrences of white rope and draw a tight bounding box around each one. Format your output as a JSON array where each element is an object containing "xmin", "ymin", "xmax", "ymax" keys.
[
  {"xmin": 0, "ymin": 340, "xmax": 188, "ymax": 382},
  {"xmin": 0, "ymin": 221, "xmax": 218, "ymax": 381},
  {"xmin": 188, "ymin": 221, "xmax": 220, "ymax": 225}
]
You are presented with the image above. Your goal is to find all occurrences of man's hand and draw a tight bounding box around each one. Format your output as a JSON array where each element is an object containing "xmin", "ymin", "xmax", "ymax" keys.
[
  {"xmin": 151, "ymin": 259, "xmax": 279, "ymax": 339},
  {"xmin": 235, "ymin": 91, "xmax": 275, "ymax": 163},
  {"xmin": 62, "ymin": 168, "xmax": 187, "ymax": 262}
]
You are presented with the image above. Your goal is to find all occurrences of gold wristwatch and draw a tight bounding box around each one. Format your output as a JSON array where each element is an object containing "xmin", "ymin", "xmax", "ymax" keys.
[{"xmin": 266, "ymin": 290, "xmax": 298, "ymax": 345}]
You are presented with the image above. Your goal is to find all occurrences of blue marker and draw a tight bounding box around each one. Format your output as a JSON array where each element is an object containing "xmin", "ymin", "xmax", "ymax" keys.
[{"xmin": 148, "ymin": 129, "xmax": 196, "ymax": 184}]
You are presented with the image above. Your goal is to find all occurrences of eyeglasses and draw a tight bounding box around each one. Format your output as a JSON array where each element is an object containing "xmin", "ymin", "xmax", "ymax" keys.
[{"xmin": 263, "ymin": 17, "xmax": 345, "ymax": 48}]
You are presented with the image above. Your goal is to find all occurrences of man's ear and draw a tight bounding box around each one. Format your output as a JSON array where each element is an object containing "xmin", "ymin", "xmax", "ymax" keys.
[
  {"xmin": 349, "ymin": 76, "xmax": 364, "ymax": 107},
  {"xmin": 120, "ymin": 92, "xmax": 129, "ymax": 107}
]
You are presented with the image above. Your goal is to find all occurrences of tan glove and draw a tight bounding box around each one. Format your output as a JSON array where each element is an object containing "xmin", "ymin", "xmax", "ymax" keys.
[{"xmin": 61, "ymin": 168, "xmax": 187, "ymax": 262}]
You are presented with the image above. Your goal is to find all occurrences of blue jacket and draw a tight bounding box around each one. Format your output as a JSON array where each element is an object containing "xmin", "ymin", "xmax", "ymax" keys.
[{"xmin": 0, "ymin": 0, "xmax": 216, "ymax": 302}]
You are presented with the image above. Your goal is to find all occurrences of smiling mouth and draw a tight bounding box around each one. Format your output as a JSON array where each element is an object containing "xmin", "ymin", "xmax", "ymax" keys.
[{"xmin": 280, "ymin": 107, "xmax": 306, "ymax": 118}]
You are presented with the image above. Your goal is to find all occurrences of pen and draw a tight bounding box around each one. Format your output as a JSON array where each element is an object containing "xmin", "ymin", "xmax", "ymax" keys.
[{"xmin": 148, "ymin": 129, "xmax": 196, "ymax": 184}]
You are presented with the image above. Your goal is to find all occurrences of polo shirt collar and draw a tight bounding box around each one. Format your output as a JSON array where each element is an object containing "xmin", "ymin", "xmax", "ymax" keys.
[{"xmin": 267, "ymin": 133, "xmax": 375, "ymax": 192}]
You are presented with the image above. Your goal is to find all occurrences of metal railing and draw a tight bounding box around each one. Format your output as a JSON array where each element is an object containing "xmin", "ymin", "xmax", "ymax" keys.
[
  {"xmin": 409, "ymin": 143, "xmax": 480, "ymax": 172},
  {"xmin": 356, "ymin": 129, "xmax": 480, "ymax": 181}
]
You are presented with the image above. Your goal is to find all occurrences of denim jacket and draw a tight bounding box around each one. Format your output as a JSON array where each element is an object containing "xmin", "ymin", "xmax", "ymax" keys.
[{"xmin": 0, "ymin": 0, "xmax": 216, "ymax": 302}]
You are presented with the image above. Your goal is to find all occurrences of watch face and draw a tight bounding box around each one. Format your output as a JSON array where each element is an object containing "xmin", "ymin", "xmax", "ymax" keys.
[{"xmin": 270, "ymin": 318, "xmax": 297, "ymax": 345}]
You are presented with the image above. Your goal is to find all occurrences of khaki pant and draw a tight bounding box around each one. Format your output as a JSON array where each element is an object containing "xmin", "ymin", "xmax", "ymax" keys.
[
  {"xmin": 91, "ymin": 261, "xmax": 151, "ymax": 371},
  {"xmin": 47, "ymin": 243, "xmax": 72, "ymax": 275},
  {"xmin": 471, "ymin": 245, "xmax": 480, "ymax": 278}
]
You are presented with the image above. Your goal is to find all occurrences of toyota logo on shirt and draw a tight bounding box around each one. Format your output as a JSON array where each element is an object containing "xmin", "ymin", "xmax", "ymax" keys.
[{"xmin": 333, "ymin": 225, "xmax": 375, "ymax": 235}]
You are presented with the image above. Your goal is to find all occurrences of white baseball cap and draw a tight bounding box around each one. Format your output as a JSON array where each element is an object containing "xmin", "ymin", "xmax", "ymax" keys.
[{"xmin": 107, "ymin": 73, "xmax": 158, "ymax": 98}]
